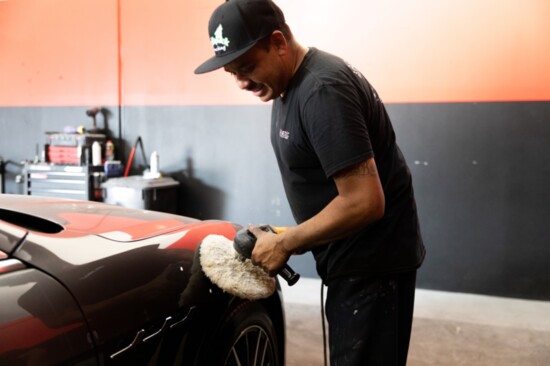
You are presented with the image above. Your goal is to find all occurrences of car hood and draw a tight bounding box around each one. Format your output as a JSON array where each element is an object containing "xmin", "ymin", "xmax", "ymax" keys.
[{"xmin": 0, "ymin": 194, "xmax": 207, "ymax": 241}]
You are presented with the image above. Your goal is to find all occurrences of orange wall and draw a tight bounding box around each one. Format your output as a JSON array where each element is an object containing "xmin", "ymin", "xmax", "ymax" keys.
[
  {"xmin": 0, "ymin": 0, "xmax": 119, "ymax": 106},
  {"xmin": 1, "ymin": 0, "xmax": 549, "ymax": 106}
]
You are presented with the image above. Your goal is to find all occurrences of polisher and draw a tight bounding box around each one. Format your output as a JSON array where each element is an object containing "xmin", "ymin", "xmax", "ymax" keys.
[
  {"xmin": 233, "ymin": 226, "xmax": 300, "ymax": 286},
  {"xmin": 199, "ymin": 226, "xmax": 300, "ymax": 300}
]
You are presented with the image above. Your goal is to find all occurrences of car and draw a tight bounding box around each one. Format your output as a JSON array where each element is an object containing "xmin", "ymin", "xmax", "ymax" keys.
[{"xmin": 0, "ymin": 194, "xmax": 285, "ymax": 365}]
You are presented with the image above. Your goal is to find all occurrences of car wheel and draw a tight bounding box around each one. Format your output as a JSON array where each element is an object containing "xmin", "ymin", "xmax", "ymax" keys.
[{"xmin": 207, "ymin": 301, "xmax": 282, "ymax": 366}]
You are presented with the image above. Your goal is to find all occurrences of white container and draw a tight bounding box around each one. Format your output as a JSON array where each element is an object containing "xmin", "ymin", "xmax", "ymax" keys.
[
  {"xmin": 92, "ymin": 141, "xmax": 102, "ymax": 166},
  {"xmin": 101, "ymin": 176, "xmax": 180, "ymax": 213}
]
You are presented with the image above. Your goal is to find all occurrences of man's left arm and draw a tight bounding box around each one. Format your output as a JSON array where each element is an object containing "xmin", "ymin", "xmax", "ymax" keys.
[{"xmin": 250, "ymin": 157, "xmax": 384, "ymax": 275}]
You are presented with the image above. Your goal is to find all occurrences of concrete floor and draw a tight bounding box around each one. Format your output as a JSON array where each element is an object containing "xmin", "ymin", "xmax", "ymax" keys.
[{"xmin": 281, "ymin": 278, "xmax": 550, "ymax": 366}]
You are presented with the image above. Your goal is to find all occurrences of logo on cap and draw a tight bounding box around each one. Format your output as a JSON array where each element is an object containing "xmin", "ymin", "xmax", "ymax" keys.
[{"xmin": 210, "ymin": 24, "xmax": 230, "ymax": 53}]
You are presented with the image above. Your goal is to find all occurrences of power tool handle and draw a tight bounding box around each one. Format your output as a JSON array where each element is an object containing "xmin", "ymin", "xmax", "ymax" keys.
[
  {"xmin": 256, "ymin": 225, "xmax": 300, "ymax": 286},
  {"xmin": 280, "ymin": 264, "xmax": 300, "ymax": 286}
]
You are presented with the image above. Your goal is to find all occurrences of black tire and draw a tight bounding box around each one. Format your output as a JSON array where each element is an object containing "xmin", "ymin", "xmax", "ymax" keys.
[{"xmin": 205, "ymin": 301, "xmax": 282, "ymax": 366}]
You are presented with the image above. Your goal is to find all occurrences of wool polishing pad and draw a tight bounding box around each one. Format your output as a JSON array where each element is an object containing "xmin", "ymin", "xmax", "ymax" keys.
[{"xmin": 199, "ymin": 234, "xmax": 276, "ymax": 300}]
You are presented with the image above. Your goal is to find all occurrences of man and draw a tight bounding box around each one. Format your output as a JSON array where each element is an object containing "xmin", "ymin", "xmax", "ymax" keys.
[{"xmin": 195, "ymin": 1, "xmax": 425, "ymax": 365}]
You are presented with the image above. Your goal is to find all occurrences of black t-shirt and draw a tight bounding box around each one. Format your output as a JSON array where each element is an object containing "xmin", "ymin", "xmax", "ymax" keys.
[{"xmin": 271, "ymin": 48, "xmax": 425, "ymax": 282}]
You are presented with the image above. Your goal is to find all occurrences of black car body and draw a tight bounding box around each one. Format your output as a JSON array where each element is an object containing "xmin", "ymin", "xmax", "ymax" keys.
[{"xmin": 0, "ymin": 194, "xmax": 285, "ymax": 365}]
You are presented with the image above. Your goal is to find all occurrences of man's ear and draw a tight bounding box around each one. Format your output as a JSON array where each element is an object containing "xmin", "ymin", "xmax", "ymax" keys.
[{"xmin": 271, "ymin": 31, "xmax": 288, "ymax": 52}]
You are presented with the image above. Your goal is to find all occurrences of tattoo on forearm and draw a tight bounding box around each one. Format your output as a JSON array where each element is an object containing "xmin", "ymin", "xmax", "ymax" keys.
[{"xmin": 335, "ymin": 160, "xmax": 378, "ymax": 179}]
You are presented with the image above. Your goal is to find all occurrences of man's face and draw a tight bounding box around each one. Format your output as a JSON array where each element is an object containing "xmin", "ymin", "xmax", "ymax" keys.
[{"xmin": 223, "ymin": 38, "xmax": 285, "ymax": 102}]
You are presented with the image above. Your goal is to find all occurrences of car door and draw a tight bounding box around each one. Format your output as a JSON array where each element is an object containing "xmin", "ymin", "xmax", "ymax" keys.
[{"xmin": 0, "ymin": 221, "xmax": 97, "ymax": 366}]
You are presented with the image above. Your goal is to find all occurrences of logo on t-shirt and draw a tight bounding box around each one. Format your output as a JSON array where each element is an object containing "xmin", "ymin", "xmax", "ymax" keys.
[{"xmin": 279, "ymin": 129, "xmax": 290, "ymax": 140}]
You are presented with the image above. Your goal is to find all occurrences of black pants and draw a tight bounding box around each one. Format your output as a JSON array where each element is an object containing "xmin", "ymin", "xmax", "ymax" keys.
[{"xmin": 325, "ymin": 271, "xmax": 417, "ymax": 366}]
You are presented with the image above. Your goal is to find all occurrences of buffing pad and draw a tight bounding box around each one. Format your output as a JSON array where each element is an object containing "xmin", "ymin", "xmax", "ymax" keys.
[{"xmin": 199, "ymin": 234, "xmax": 276, "ymax": 300}]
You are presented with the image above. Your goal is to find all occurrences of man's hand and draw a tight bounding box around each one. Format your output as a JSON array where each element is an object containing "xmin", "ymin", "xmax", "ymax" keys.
[{"xmin": 248, "ymin": 225, "xmax": 291, "ymax": 276}]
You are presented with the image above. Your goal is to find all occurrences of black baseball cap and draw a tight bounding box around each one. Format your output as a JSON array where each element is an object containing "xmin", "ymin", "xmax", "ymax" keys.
[{"xmin": 194, "ymin": 0, "xmax": 286, "ymax": 74}]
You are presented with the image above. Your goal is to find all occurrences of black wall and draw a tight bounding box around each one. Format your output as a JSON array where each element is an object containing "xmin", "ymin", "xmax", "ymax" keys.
[
  {"xmin": 1, "ymin": 101, "xmax": 549, "ymax": 300},
  {"xmin": 392, "ymin": 102, "xmax": 550, "ymax": 300}
]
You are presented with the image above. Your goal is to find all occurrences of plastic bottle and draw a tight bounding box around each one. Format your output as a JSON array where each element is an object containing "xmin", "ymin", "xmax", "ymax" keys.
[
  {"xmin": 150, "ymin": 150, "xmax": 159, "ymax": 174},
  {"xmin": 105, "ymin": 140, "xmax": 115, "ymax": 161},
  {"xmin": 92, "ymin": 141, "xmax": 102, "ymax": 166}
]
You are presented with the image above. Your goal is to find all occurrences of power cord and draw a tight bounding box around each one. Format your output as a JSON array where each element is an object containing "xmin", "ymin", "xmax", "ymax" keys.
[{"xmin": 320, "ymin": 281, "xmax": 328, "ymax": 366}]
